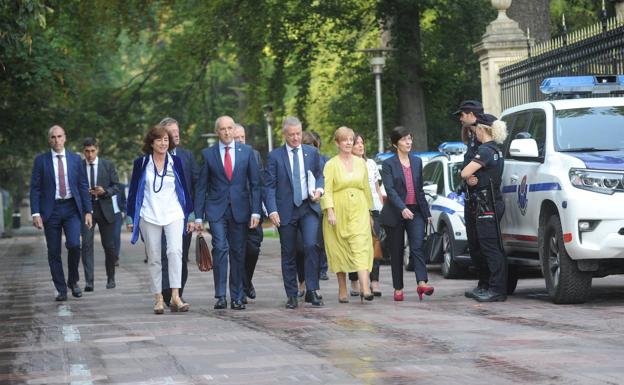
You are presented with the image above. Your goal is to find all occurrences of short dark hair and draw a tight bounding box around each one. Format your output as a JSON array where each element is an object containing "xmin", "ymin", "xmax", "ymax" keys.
[
  {"xmin": 142, "ymin": 125, "xmax": 175, "ymax": 154},
  {"xmin": 353, "ymin": 132, "xmax": 367, "ymax": 159},
  {"xmin": 389, "ymin": 126, "xmax": 411, "ymax": 146},
  {"xmin": 302, "ymin": 131, "xmax": 317, "ymax": 147},
  {"xmin": 82, "ymin": 137, "xmax": 98, "ymax": 148}
]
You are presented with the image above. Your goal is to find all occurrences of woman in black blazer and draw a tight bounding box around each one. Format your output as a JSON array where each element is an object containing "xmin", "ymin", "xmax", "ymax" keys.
[{"xmin": 380, "ymin": 126, "xmax": 434, "ymax": 301}]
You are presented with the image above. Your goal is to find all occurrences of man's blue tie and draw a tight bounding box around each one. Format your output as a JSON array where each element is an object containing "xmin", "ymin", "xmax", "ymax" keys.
[{"xmin": 292, "ymin": 147, "xmax": 302, "ymax": 207}]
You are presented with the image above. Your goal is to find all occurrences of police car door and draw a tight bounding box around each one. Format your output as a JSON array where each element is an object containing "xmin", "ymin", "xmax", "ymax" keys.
[{"xmin": 501, "ymin": 109, "xmax": 547, "ymax": 252}]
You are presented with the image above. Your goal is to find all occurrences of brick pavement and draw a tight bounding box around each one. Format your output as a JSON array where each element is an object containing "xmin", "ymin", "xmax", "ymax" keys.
[{"xmin": 1, "ymin": 230, "xmax": 624, "ymax": 384}]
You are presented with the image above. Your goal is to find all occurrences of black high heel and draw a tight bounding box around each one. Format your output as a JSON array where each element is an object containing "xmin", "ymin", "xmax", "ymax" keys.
[{"xmin": 360, "ymin": 293, "xmax": 374, "ymax": 303}]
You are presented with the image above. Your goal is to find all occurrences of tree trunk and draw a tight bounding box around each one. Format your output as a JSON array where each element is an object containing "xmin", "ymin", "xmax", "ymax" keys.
[
  {"xmin": 383, "ymin": 1, "xmax": 428, "ymax": 151},
  {"xmin": 507, "ymin": 0, "xmax": 551, "ymax": 43}
]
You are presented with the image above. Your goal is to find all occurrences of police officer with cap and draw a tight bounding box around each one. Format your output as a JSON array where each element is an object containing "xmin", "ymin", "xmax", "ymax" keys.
[
  {"xmin": 460, "ymin": 113, "xmax": 508, "ymax": 302},
  {"xmin": 454, "ymin": 100, "xmax": 491, "ymax": 299}
]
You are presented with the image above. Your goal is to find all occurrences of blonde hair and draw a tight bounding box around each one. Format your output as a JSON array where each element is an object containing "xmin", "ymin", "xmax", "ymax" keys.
[
  {"xmin": 477, "ymin": 120, "xmax": 507, "ymax": 144},
  {"xmin": 334, "ymin": 126, "xmax": 354, "ymax": 142}
]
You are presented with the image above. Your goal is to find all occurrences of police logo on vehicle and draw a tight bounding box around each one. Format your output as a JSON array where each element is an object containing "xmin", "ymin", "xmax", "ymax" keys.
[{"xmin": 517, "ymin": 175, "xmax": 528, "ymax": 216}]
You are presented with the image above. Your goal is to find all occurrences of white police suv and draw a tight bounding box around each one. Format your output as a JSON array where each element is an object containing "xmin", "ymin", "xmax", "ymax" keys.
[
  {"xmin": 421, "ymin": 142, "xmax": 472, "ymax": 278},
  {"xmin": 499, "ymin": 75, "xmax": 624, "ymax": 304}
]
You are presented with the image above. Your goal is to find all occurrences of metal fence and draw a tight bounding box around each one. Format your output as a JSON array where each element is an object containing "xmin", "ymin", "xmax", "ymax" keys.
[{"xmin": 499, "ymin": 17, "xmax": 624, "ymax": 110}]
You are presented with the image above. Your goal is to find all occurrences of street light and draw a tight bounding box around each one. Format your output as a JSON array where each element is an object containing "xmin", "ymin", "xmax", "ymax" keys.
[
  {"xmin": 360, "ymin": 48, "xmax": 394, "ymax": 153},
  {"xmin": 263, "ymin": 104, "xmax": 274, "ymax": 152}
]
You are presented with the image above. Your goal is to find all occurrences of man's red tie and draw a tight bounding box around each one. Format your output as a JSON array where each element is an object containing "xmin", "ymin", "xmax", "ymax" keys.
[
  {"xmin": 57, "ymin": 155, "xmax": 67, "ymax": 198},
  {"xmin": 224, "ymin": 146, "xmax": 232, "ymax": 181}
]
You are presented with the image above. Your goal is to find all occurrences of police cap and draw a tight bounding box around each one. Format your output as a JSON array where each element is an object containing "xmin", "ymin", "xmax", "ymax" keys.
[
  {"xmin": 475, "ymin": 113, "xmax": 498, "ymax": 126},
  {"xmin": 453, "ymin": 100, "xmax": 484, "ymax": 115}
]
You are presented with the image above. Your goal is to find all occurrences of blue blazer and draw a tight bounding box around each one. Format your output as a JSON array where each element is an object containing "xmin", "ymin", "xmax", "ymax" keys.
[
  {"xmin": 379, "ymin": 152, "xmax": 431, "ymax": 227},
  {"xmin": 30, "ymin": 150, "xmax": 92, "ymax": 222},
  {"xmin": 126, "ymin": 154, "xmax": 193, "ymax": 244},
  {"xmin": 264, "ymin": 144, "xmax": 324, "ymax": 225},
  {"xmin": 194, "ymin": 141, "xmax": 261, "ymax": 224}
]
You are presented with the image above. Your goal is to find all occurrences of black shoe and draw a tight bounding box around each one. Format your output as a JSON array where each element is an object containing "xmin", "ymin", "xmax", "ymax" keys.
[
  {"xmin": 304, "ymin": 290, "xmax": 324, "ymax": 307},
  {"xmin": 405, "ymin": 261, "xmax": 415, "ymax": 272},
  {"xmin": 285, "ymin": 296, "xmax": 298, "ymax": 309},
  {"xmin": 475, "ymin": 290, "xmax": 507, "ymax": 302},
  {"xmin": 214, "ymin": 297, "xmax": 227, "ymax": 309},
  {"xmin": 68, "ymin": 284, "xmax": 82, "ymax": 298},
  {"xmin": 230, "ymin": 300, "xmax": 246, "ymax": 310},
  {"xmin": 143, "ymin": 258, "xmax": 147, "ymax": 263},
  {"xmin": 55, "ymin": 293, "xmax": 67, "ymax": 301},
  {"xmin": 464, "ymin": 286, "xmax": 488, "ymax": 299},
  {"xmin": 106, "ymin": 277, "xmax": 116, "ymax": 289},
  {"xmin": 319, "ymin": 272, "xmax": 329, "ymax": 281},
  {"xmin": 242, "ymin": 296, "xmax": 248, "ymax": 304},
  {"xmin": 246, "ymin": 285, "xmax": 256, "ymax": 299},
  {"xmin": 84, "ymin": 284, "xmax": 94, "ymax": 292}
]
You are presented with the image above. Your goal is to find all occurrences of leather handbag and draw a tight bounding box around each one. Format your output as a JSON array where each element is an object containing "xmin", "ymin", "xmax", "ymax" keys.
[
  {"xmin": 195, "ymin": 233, "xmax": 213, "ymax": 272},
  {"xmin": 372, "ymin": 227, "xmax": 383, "ymax": 260},
  {"xmin": 423, "ymin": 223, "xmax": 443, "ymax": 263}
]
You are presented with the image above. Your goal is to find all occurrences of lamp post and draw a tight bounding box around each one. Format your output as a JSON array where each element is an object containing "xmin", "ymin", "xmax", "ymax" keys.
[
  {"xmin": 263, "ymin": 104, "xmax": 274, "ymax": 153},
  {"xmin": 360, "ymin": 48, "xmax": 393, "ymax": 154}
]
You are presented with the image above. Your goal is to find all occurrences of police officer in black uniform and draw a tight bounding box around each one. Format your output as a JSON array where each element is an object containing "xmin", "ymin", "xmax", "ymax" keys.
[
  {"xmin": 461, "ymin": 113, "xmax": 508, "ymax": 302},
  {"xmin": 454, "ymin": 100, "xmax": 490, "ymax": 299}
]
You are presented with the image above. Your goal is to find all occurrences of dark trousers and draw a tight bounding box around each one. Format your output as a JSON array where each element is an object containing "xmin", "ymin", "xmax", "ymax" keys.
[
  {"xmin": 81, "ymin": 201, "xmax": 117, "ymax": 285},
  {"xmin": 113, "ymin": 212, "xmax": 123, "ymax": 258},
  {"xmin": 318, "ymin": 213, "xmax": 328, "ymax": 275},
  {"xmin": 465, "ymin": 200, "xmax": 490, "ymax": 288},
  {"xmin": 476, "ymin": 200, "xmax": 507, "ymax": 294},
  {"xmin": 278, "ymin": 201, "xmax": 320, "ymax": 297},
  {"xmin": 244, "ymin": 223, "xmax": 263, "ymax": 293},
  {"xmin": 209, "ymin": 206, "xmax": 247, "ymax": 302},
  {"xmin": 43, "ymin": 199, "xmax": 82, "ymax": 294},
  {"xmin": 161, "ymin": 230, "xmax": 191, "ymax": 302},
  {"xmin": 386, "ymin": 206, "xmax": 427, "ymax": 290}
]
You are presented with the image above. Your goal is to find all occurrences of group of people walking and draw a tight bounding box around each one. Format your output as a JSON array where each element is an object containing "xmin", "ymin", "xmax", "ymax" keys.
[{"xmin": 30, "ymin": 99, "xmax": 509, "ymax": 312}]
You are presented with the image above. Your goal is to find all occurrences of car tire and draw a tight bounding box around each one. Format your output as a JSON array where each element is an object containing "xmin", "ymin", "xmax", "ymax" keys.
[
  {"xmin": 540, "ymin": 215, "xmax": 592, "ymax": 304},
  {"xmin": 507, "ymin": 265, "xmax": 518, "ymax": 295},
  {"xmin": 440, "ymin": 225, "xmax": 464, "ymax": 279}
]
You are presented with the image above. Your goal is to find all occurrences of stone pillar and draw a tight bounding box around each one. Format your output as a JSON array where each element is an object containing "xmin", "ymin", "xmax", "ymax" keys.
[{"xmin": 473, "ymin": 0, "xmax": 532, "ymax": 116}]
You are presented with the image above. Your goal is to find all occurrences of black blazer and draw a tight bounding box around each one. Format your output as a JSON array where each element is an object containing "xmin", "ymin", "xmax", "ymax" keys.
[
  {"xmin": 379, "ymin": 153, "xmax": 431, "ymax": 227},
  {"xmin": 84, "ymin": 158, "xmax": 120, "ymax": 224},
  {"xmin": 174, "ymin": 147, "xmax": 198, "ymax": 201}
]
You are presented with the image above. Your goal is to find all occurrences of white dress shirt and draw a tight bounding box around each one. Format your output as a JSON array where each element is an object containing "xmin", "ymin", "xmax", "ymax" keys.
[
  {"xmin": 52, "ymin": 149, "xmax": 73, "ymax": 200},
  {"xmin": 285, "ymin": 143, "xmax": 308, "ymax": 203}
]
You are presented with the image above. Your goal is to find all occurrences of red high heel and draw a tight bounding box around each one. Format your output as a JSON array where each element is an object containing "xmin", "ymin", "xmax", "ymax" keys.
[
  {"xmin": 393, "ymin": 290, "xmax": 404, "ymax": 301},
  {"xmin": 416, "ymin": 285, "xmax": 434, "ymax": 301}
]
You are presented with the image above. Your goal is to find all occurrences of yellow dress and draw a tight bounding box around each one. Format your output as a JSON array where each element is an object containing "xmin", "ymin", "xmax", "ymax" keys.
[{"xmin": 321, "ymin": 155, "xmax": 374, "ymax": 273}]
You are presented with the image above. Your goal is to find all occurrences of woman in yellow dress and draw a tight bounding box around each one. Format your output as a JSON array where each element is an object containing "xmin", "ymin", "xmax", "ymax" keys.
[{"xmin": 321, "ymin": 126, "xmax": 374, "ymax": 303}]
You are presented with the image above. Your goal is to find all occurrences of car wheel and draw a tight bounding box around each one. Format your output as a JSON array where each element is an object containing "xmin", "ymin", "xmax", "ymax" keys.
[
  {"xmin": 507, "ymin": 265, "xmax": 518, "ymax": 295},
  {"xmin": 540, "ymin": 215, "xmax": 592, "ymax": 304},
  {"xmin": 440, "ymin": 225, "xmax": 463, "ymax": 279}
]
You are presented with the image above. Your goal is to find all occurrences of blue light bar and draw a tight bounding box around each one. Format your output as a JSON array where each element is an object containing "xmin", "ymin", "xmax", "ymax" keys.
[
  {"xmin": 438, "ymin": 142, "xmax": 467, "ymax": 154},
  {"xmin": 540, "ymin": 75, "xmax": 624, "ymax": 95}
]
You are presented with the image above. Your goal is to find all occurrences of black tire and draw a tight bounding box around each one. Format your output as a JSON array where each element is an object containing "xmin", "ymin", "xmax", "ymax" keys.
[
  {"xmin": 540, "ymin": 215, "xmax": 592, "ymax": 304},
  {"xmin": 507, "ymin": 265, "xmax": 518, "ymax": 295},
  {"xmin": 440, "ymin": 225, "xmax": 464, "ymax": 278}
]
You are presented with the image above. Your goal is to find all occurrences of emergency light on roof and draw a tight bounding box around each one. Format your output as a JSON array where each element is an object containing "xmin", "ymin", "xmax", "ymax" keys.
[
  {"xmin": 438, "ymin": 142, "xmax": 467, "ymax": 155},
  {"xmin": 540, "ymin": 75, "xmax": 624, "ymax": 95}
]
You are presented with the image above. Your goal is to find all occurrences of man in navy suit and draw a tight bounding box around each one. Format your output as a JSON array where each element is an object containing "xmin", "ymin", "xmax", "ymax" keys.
[
  {"xmin": 265, "ymin": 116, "xmax": 325, "ymax": 309},
  {"xmin": 195, "ymin": 115, "xmax": 261, "ymax": 310},
  {"xmin": 30, "ymin": 125, "xmax": 93, "ymax": 301},
  {"xmin": 159, "ymin": 117, "xmax": 198, "ymax": 306}
]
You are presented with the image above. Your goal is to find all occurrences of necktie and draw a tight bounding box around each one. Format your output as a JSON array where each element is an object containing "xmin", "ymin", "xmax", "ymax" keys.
[
  {"xmin": 224, "ymin": 146, "xmax": 232, "ymax": 181},
  {"xmin": 292, "ymin": 148, "xmax": 302, "ymax": 206},
  {"xmin": 89, "ymin": 163, "xmax": 95, "ymax": 189},
  {"xmin": 57, "ymin": 155, "xmax": 66, "ymax": 199}
]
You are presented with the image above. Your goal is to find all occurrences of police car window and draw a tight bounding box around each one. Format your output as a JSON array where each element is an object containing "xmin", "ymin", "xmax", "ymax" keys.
[
  {"xmin": 434, "ymin": 162, "xmax": 445, "ymax": 195},
  {"xmin": 501, "ymin": 114, "xmax": 515, "ymax": 155},
  {"xmin": 422, "ymin": 161, "xmax": 437, "ymax": 185},
  {"xmin": 423, "ymin": 161, "xmax": 444, "ymax": 194},
  {"xmin": 555, "ymin": 106, "xmax": 624, "ymax": 151},
  {"xmin": 527, "ymin": 110, "xmax": 546, "ymax": 157},
  {"xmin": 506, "ymin": 110, "xmax": 534, "ymax": 159},
  {"xmin": 448, "ymin": 162, "xmax": 463, "ymax": 193}
]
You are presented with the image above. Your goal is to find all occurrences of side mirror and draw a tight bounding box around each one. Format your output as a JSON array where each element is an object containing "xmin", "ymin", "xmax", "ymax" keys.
[
  {"xmin": 509, "ymin": 138, "xmax": 539, "ymax": 158},
  {"xmin": 423, "ymin": 184, "xmax": 437, "ymax": 196}
]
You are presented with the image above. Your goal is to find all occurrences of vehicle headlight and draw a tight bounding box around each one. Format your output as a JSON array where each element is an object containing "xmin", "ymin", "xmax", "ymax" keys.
[{"xmin": 569, "ymin": 168, "xmax": 624, "ymax": 195}]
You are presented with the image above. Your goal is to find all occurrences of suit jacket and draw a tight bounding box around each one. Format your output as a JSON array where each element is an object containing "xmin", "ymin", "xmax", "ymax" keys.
[
  {"xmin": 30, "ymin": 150, "xmax": 92, "ymax": 222},
  {"xmin": 173, "ymin": 147, "xmax": 198, "ymax": 200},
  {"xmin": 127, "ymin": 154, "xmax": 193, "ymax": 244},
  {"xmin": 379, "ymin": 152, "xmax": 431, "ymax": 227},
  {"xmin": 264, "ymin": 144, "xmax": 324, "ymax": 225},
  {"xmin": 194, "ymin": 141, "xmax": 261, "ymax": 224},
  {"xmin": 84, "ymin": 158, "xmax": 120, "ymax": 224}
]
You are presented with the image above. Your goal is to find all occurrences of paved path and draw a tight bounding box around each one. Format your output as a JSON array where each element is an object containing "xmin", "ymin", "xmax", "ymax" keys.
[{"xmin": 1, "ymin": 230, "xmax": 624, "ymax": 384}]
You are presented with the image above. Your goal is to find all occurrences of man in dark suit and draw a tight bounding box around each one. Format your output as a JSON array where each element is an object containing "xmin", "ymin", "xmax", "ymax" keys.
[
  {"xmin": 195, "ymin": 115, "xmax": 261, "ymax": 310},
  {"xmin": 160, "ymin": 117, "xmax": 198, "ymax": 305},
  {"xmin": 264, "ymin": 116, "xmax": 325, "ymax": 309},
  {"xmin": 234, "ymin": 123, "xmax": 264, "ymax": 303},
  {"xmin": 80, "ymin": 137, "xmax": 120, "ymax": 291},
  {"xmin": 30, "ymin": 125, "xmax": 93, "ymax": 301}
]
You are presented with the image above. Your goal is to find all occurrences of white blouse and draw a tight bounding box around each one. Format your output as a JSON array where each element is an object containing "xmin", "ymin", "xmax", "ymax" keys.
[
  {"xmin": 366, "ymin": 158, "xmax": 383, "ymax": 211},
  {"xmin": 141, "ymin": 154, "xmax": 184, "ymax": 226}
]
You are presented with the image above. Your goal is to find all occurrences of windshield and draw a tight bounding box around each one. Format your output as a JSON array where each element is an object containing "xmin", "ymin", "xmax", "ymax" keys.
[
  {"xmin": 448, "ymin": 162, "xmax": 463, "ymax": 193},
  {"xmin": 555, "ymin": 106, "xmax": 624, "ymax": 151}
]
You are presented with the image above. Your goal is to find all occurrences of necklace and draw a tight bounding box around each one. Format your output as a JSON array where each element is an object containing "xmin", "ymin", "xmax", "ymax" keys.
[{"xmin": 152, "ymin": 153, "xmax": 168, "ymax": 193}]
